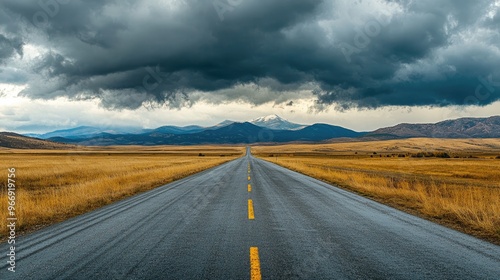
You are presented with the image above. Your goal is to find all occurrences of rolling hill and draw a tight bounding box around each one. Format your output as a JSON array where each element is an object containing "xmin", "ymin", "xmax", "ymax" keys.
[
  {"xmin": 0, "ymin": 132, "xmax": 76, "ymax": 149},
  {"xmin": 368, "ymin": 116, "xmax": 500, "ymax": 138}
]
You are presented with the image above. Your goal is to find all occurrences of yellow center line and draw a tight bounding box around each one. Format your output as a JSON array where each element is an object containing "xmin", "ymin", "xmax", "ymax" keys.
[
  {"xmin": 248, "ymin": 184, "xmax": 252, "ymax": 192},
  {"xmin": 248, "ymin": 199, "xmax": 255, "ymax": 220},
  {"xmin": 250, "ymin": 247, "xmax": 262, "ymax": 280},
  {"xmin": 248, "ymin": 176, "xmax": 251, "ymax": 180}
]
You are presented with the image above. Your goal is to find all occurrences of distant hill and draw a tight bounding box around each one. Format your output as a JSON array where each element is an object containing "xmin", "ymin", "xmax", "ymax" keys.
[
  {"xmin": 0, "ymin": 132, "xmax": 76, "ymax": 149},
  {"xmin": 151, "ymin": 125, "xmax": 204, "ymax": 134},
  {"xmin": 27, "ymin": 126, "xmax": 149, "ymax": 139},
  {"xmin": 368, "ymin": 116, "xmax": 500, "ymax": 138},
  {"xmin": 206, "ymin": 120, "xmax": 235, "ymax": 130},
  {"xmin": 272, "ymin": 124, "xmax": 361, "ymax": 142},
  {"xmin": 172, "ymin": 122, "xmax": 267, "ymax": 144}
]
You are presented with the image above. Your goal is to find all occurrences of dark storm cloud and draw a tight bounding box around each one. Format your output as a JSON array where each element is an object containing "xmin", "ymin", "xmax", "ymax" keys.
[
  {"xmin": 0, "ymin": 0, "xmax": 499, "ymax": 109},
  {"xmin": 0, "ymin": 34, "xmax": 23, "ymax": 63},
  {"xmin": 0, "ymin": 5, "xmax": 24, "ymax": 58}
]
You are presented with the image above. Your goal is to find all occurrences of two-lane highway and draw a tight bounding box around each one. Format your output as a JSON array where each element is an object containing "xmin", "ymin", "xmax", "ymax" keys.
[{"xmin": 1, "ymin": 148, "xmax": 499, "ymax": 279}]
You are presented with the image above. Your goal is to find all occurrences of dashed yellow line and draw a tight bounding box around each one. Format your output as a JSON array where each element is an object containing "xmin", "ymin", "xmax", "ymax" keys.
[
  {"xmin": 247, "ymin": 163, "xmax": 260, "ymax": 279},
  {"xmin": 248, "ymin": 199, "xmax": 255, "ymax": 220},
  {"xmin": 250, "ymin": 247, "xmax": 262, "ymax": 280}
]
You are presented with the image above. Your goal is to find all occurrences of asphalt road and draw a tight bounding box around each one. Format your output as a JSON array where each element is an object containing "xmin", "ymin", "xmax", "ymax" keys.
[{"xmin": 1, "ymin": 148, "xmax": 499, "ymax": 279}]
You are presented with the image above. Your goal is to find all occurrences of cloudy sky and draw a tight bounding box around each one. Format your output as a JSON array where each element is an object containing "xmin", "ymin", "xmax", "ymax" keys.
[{"xmin": 1, "ymin": 0, "xmax": 499, "ymax": 133}]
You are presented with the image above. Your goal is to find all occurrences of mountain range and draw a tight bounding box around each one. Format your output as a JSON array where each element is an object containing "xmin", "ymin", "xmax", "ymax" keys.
[
  {"xmin": 1, "ymin": 115, "xmax": 499, "ymax": 147},
  {"xmin": 367, "ymin": 116, "xmax": 500, "ymax": 138},
  {"xmin": 46, "ymin": 121, "xmax": 361, "ymax": 146},
  {"xmin": 26, "ymin": 114, "xmax": 302, "ymax": 140}
]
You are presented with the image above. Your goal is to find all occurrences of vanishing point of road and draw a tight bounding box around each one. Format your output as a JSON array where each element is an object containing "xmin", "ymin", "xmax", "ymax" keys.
[{"xmin": 1, "ymin": 148, "xmax": 499, "ymax": 279}]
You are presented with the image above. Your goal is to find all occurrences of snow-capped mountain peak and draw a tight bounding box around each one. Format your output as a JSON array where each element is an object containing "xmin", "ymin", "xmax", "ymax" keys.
[
  {"xmin": 249, "ymin": 114, "xmax": 305, "ymax": 130},
  {"xmin": 251, "ymin": 114, "xmax": 283, "ymax": 122}
]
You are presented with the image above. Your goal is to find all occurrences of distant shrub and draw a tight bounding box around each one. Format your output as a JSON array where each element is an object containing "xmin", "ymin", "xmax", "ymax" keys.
[
  {"xmin": 198, "ymin": 153, "xmax": 205, "ymax": 157},
  {"xmin": 435, "ymin": 152, "xmax": 451, "ymax": 158},
  {"xmin": 410, "ymin": 152, "xmax": 450, "ymax": 158},
  {"xmin": 496, "ymin": 155, "xmax": 500, "ymax": 159}
]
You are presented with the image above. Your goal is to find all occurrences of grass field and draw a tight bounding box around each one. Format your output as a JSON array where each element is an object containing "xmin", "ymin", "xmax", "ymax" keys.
[
  {"xmin": 0, "ymin": 146, "xmax": 243, "ymax": 239},
  {"xmin": 253, "ymin": 138, "xmax": 500, "ymax": 244}
]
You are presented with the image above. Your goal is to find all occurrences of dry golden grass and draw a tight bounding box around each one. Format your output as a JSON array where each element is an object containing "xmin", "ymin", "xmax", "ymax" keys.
[
  {"xmin": 253, "ymin": 138, "xmax": 500, "ymax": 244},
  {"xmin": 0, "ymin": 146, "xmax": 243, "ymax": 239},
  {"xmin": 255, "ymin": 138, "xmax": 500, "ymax": 157}
]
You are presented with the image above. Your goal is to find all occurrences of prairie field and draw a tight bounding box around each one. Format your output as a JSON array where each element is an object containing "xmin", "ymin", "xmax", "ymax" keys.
[
  {"xmin": 0, "ymin": 146, "xmax": 243, "ymax": 239},
  {"xmin": 253, "ymin": 138, "xmax": 500, "ymax": 244}
]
